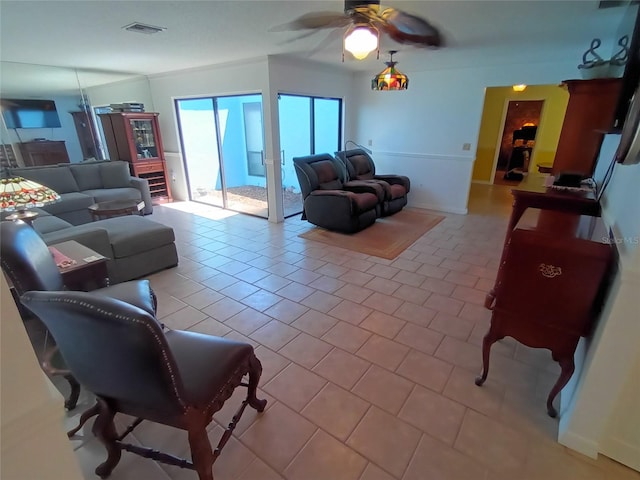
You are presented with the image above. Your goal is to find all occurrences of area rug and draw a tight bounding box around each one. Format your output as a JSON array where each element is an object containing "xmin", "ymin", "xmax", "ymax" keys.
[{"xmin": 298, "ymin": 208, "xmax": 444, "ymax": 259}]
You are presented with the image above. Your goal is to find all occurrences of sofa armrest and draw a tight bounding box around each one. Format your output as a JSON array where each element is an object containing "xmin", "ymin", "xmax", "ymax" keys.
[
  {"xmin": 129, "ymin": 177, "xmax": 154, "ymax": 214},
  {"xmin": 373, "ymin": 175, "xmax": 410, "ymax": 193}
]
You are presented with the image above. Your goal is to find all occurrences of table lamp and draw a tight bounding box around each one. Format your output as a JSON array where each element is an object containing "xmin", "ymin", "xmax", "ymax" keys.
[{"xmin": 0, "ymin": 177, "xmax": 60, "ymax": 225}]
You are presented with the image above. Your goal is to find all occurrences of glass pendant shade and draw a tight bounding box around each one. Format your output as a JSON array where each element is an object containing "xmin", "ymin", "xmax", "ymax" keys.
[
  {"xmin": 344, "ymin": 25, "xmax": 378, "ymax": 60},
  {"xmin": 372, "ymin": 51, "xmax": 409, "ymax": 90}
]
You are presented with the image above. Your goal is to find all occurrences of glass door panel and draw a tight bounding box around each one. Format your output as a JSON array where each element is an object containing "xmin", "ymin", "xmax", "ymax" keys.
[
  {"xmin": 216, "ymin": 94, "xmax": 267, "ymax": 218},
  {"xmin": 279, "ymin": 95, "xmax": 311, "ymax": 218},
  {"xmin": 130, "ymin": 119, "xmax": 158, "ymax": 159},
  {"xmin": 175, "ymin": 98, "xmax": 223, "ymax": 208},
  {"xmin": 313, "ymin": 98, "xmax": 341, "ymax": 154}
]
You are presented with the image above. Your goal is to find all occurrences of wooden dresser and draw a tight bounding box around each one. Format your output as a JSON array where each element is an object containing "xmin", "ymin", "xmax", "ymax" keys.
[
  {"xmin": 18, "ymin": 140, "xmax": 70, "ymax": 166},
  {"xmin": 477, "ymin": 207, "xmax": 613, "ymax": 417}
]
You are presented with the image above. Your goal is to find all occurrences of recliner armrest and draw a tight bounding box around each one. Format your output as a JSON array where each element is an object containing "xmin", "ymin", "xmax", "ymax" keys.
[
  {"xmin": 343, "ymin": 180, "xmax": 385, "ymax": 202},
  {"xmin": 129, "ymin": 177, "xmax": 154, "ymax": 215},
  {"xmin": 373, "ymin": 175, "xmax": 410, "ymax": 193}
]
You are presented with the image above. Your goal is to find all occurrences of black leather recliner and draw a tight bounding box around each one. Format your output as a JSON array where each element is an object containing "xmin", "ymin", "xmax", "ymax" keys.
[
  {"xmin": 335, "ymin": 148, "xmax": 411, "ymax": 216},
  {"xmin": 293, "ymin": 153, "xmax": 385, "ymax": 233}
]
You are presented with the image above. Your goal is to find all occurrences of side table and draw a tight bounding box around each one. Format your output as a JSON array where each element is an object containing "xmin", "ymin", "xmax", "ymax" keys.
[{"xmin": 49, "ymin": 241, "xmax": 109, "ymax": 290}]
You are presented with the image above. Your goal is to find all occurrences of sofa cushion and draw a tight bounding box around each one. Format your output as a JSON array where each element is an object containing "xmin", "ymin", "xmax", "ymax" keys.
[
  {"xmin": 70, "ymin": 163, "xmax": 103, "ymax": 190},
  {"xmin": 32, "ymin": 214, "xmax": 73, "ymax": 235},
  {"xmin": 92, "ymin": 216, "xmax": 175, "ymax": 259},
  {"xmin": 41, "ymin": 192, "xmax": 94, "ymax": 216},
  {"xmin": 12, "ymin": 166, "xmax": 79, "ymax": 194},
  {"xmin": 82, "ymin": 187, "xmax": 142, "ymax": 203},
  {"xmin": 100, "ymin": 161, "xmax": 132, "ymax": 189}
]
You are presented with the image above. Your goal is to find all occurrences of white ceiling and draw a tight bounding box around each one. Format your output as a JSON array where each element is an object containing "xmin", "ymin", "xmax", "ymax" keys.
[{"xmin": 0, "ymin": 0, "xmax": 632, "ymax": 95}]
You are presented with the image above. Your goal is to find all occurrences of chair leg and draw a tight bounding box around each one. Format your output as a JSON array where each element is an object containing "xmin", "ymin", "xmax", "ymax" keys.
[
  {"xmin": 247, "ymin": 354, "xmax": 267, "ymax": 412},
  {"xmin": 92, "ymin": 398, "xmax": 122, "ymax": 479},
  {"xmin": 64, "ymin": 374, "xmax": 81, "ymax": 410},
  {"xmin": 67, "ymin": 401, "xmax": 100, "ymax": 438},
  {"xmin": 188, "ymin": 425, "xmax": 215, "ymax": 480}
]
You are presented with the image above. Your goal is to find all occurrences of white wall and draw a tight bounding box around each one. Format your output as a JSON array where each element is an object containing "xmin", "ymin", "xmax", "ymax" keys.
[
  {"xmin": 350, "ymin": 59, "xmax": 578, "ymax": 213},
  {"xmin": 558, "ymin": 134, "xmax": 640, "ymax": 470},
  {"xmin": 1, "ymin": 275, "xmax": 83, "ymax": 479}
]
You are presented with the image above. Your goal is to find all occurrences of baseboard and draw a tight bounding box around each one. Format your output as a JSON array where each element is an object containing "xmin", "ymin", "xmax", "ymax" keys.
[
  {"xmin": 600, "ymin": 438, "xmax": 640, "ymax": 472},
  {"xmin": 558, "ymin": 430, "xmax": 599, "ymax": 459},
  {"xmin": 410, "ymin": 201, "xmax": 468, "ymax": 215}
]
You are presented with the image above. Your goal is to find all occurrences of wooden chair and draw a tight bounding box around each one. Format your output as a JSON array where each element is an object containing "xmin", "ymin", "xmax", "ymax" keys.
[
  {"xmin": 0, "ymin": 220, "xmax": 157, "ymax": 410},
  {"xmin": 21, "ymin": 289, "xmax": 267, "ymax": 480}
]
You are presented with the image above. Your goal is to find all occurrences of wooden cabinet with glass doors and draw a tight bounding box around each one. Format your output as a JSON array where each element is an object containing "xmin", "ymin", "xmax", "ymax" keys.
[{"xmin": 99, "ymin": 112, "xmax": 172, "ymax": 203}]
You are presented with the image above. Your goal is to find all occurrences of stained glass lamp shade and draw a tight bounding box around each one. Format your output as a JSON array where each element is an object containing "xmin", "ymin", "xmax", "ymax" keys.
[
  {"xmin": 0, "ymin": 177, "xmax": 60, "ymax": 224},
  {"xmin": 372, "ymin": 51, "xmax": 409, "ymax": 91}
]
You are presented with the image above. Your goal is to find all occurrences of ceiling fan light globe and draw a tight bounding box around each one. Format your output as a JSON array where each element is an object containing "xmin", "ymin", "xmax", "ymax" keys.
[{"xmin": 344, "ymin": 26, "xmax": 378, "ymax": 60}]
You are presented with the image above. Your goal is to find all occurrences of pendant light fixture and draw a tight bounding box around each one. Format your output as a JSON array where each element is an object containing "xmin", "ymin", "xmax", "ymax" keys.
[{"xmin": 371, "ymin": 50, "xmax": 408, "ymax": 91}]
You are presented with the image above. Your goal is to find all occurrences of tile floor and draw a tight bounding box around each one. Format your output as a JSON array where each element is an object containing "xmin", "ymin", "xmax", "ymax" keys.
[{"xmin": 64, "ymin": 184, "xmax": 638, "ymax": 480}]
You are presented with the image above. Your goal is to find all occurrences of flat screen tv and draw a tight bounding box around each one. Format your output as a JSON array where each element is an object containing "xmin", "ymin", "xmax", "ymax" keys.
[{"xmin": 0, "ymin": 99, "xmax": 61, "ymax": 129}]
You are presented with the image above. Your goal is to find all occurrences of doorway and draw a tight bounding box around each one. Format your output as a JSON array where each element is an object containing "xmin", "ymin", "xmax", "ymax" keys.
[
  {"xmin": 175, "ymin": 94, "xmax": 268, "ymax": 218},
  {"xmin": 493, "ymin": 100, "xmax": 543, "ymax": 185}
]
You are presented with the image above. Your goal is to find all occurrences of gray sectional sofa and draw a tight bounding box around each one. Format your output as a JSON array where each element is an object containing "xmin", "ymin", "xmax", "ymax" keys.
[
  {"xmin": 2, "ymin": 160, "xmax": 177, "ymax": 284},
  {"xmin": 7, "ymin": 160, "xmax": 153, "ymax": 224}
]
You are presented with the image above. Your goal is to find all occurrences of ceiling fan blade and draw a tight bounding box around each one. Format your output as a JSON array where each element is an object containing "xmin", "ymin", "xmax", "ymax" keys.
[
  {"xmin": 378, "ymin": 8, "xmax": 443, "ymax": 47},
  {"xmin": 270, "ymin": 12, "xmax": 351, "ymax": 32}
]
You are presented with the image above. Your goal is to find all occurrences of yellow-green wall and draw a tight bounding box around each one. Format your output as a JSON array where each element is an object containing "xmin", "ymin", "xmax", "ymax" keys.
[{"xmin": 471, "ymin": 85, "xmax": 570, "ymax": 183}]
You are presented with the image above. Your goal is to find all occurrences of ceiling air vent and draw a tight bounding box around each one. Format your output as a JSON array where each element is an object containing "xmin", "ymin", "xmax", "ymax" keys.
[{"xmin": 123, "ymin": 22, "xmax": 166, "ymax": 34}]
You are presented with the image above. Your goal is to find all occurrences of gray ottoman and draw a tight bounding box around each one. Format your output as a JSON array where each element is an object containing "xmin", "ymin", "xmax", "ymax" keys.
[{"xmin": 92, "ymin": 216, "xmax": 178, "ymax": 284}]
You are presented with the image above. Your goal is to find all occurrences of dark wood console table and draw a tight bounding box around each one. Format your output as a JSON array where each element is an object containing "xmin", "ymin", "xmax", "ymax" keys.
[{"xmin": 476, "ymin": 208, "xmax": 613, "ymax": 417}]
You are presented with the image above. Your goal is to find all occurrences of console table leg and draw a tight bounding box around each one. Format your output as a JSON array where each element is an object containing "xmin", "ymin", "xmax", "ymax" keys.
[
  {"xmin": 546, "ymin": 355, "xmax": 575, "ymax": 418},
  {"xmin": 475, "ymin": 328, "xmax": 501, "ymax": 386}
]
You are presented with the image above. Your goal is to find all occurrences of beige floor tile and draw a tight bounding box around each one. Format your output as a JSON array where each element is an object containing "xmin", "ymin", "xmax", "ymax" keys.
[
  {"xmin": 219, "ymin": 280, "xmax": 260, "ymax": 301},
  {"xmin": 159, "ymin": 305, "xmax": 208, "ymax": 330},
  {"xmin": 316, "ymin": 262, "xmax": 350, "ymax": 278},
  {"xmin": 443, "ymin": 366, "xmax": 505, "ymax": 417},
  {"xmin": 339, "ymin": 269, "xmax": 375, "ymax": 286},
  {"xmin": 392, "ymin": 284, "xmax": 432, "ymax": 305},
  {"xmin": 428, "ymin": 312, "xmax": 474, "ymax": 341},
  {"xmin": 212, "ymin": 387, "xmax": 274, "ymax": 437},
  {"xmin": 308, "ymin": 274, "xmax": 347, "ymax": 293},
  {"xmin": 424, "ymin": 293, "xmax": 465, "ymax": 316},
  {"xmin": 486, "ymin": 352, "xmax": 541, "ymax": 396},
  {"xmin": 398, "ymin": 386, "xmax": 466, "ymax": 445},
  {"xmin": 301, "ymin": 290, "xmax": 343, "ymax": 313},
  {"xmin": 202, "ymin": 297, "xmax": 247, "ymax": 322},
  {"xmin": 434, "ymin": 335, "xmax": 483, "ymax": 372},
  {"xmin": 444, "ymin": 270, "xmax": 479, "ymax": 287},
  {"xmin": 291, "ymin": 309, "xmax": 338, "ymax": 337},
  {"xmin": 420, "ymin": 277, "xmax": 457, "ymax": 296},
  {"xmin": 234, "ymin": 266, "xmax": 270, "ymax": 284},
  {"xmin": 263, "ymin": 363, "xmax": 327, "ymax": 411},
  {"xmin": 263, "ymin": 298, "xmax": 309, "ymax": 324},
  {"xmin": 285, "ymin": 430, "xmax": 367, "ymax": 480},
  {"xmin": 499, "ymin": 389, "xmax": 559, "ymax": 442},
  {"xmin": 390, "ymin": 257, "xmax": 421, "ymax": 273},
  {"xmin": 240, "ymin": 289, "xmax": 283, "ymax": 312},
  {"xmin": 278, "ymin": 332, "xmax": 333, "ymax": 369},
  {"xmin": 455, "ymin": 409, "xmax": 529, "ymax": 473},
  {"xmin": 451, "ymin": 285, "xmax": 488, "ymax": 305},
  {"xmin": 356, "ymin": 335, "xmax": 410, "ymax": 371},
  {"xmin": 346, "ymin": 406, "xmax": 421, "ymax": 478},
  {"xmin": 301, "ymin": 383, "xmax": 370, "ymax": 441},
  {"xmin": 359, "ymin": 463, "xmax": 396, "ymax": 480},
  {"xmin": 254, "ymin": 345, "xmax": 291, "ymax": 384},
  {"xmin": 335, "ymin": 283, "xmax": 375, "ymax": 303},
  {"xmin": 250, "ymin": 320, "xmax": 300, "ymax": 350},
  {"xmin": 395, "ymin": 322, "xmax": 444, "ymax": 355},
  {"xmin": 359, "ymin": 311, "xmax": 406, "ymax": 339},
  {"xmin": 364, "ymin": 276, "xmax": 402, "ymax": 295},
  {"xmin": 187, "ymin": 316, "xmax": 231, "ymax": 337},
  {"xmin": 312, "ymin": 348, "xmax": 372, "ymax": 389},
  {"xmin": 202, "ymin": 272, "xmax": 240, "ymax": 291},
  {"xmin": 254, "ymin": 273, "xmax": 292, "ymax": 292},
  {"xmin": 403, "ymin": 433, "xmax": 488, "ymax": 480},
  {"xmin": 276, "ymin": 281, "xmax": 315, "ymax": 302},
  {"xmin": 328, "ymin": 300, "xmax": 373, "ymax": 325},
  {"xmin": 396, "ymin": 350, "xmax": 453, "ymax": 393},
  {"xmin": 224, "ymin": 307, "xmax": 272, "ymax": 335},
  {"xmin": 352, "ymin": 364, "xmax": 414, "ymax": 414},
  {"xmin": 362, "ymin": 292, "xmax": 404, "ymax": 315},
  {"xmin": 237, "ymin": 458, "xmax": 284, "ymax": 480},
  {"xmin": 366, "ymin": 263, "xmax": 401, "ymax": 280},
  {"xmin": 415, "ymin": 263, "xmax": 449, "ymax": 279},
  {"xmin": 393, "ymin": 301, "xmax": 437, "ymax": 327},
  {"xmin": 240, "ymin": 402, "xmax": 317, "ymax": 471},
  {"xmin": 458, "ymin": 302, "xmax": 492, "ymax": 323},
  {"xmin": 322, "ymin": 321, "xmax": 373, "ymax": 353},
  {"xmin": 155, "ymin": 293, "xmax": 187, "ymax": 319},
  {"xmin": 286, "ymin": 268, "xmax": 322, "ymax": 285},
  {"xmin": 181, "ymin": 287, "xmax": 225, "ymax": 310}
]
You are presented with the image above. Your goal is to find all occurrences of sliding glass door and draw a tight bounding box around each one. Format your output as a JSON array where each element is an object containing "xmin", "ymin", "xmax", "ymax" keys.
[
  {"xmin": 176, "ymin": 94, "xmax": 267, "ymax": 217},
  {"xmin": 279, "ymin": 94, "xmax": 342, "ymax": 218}
]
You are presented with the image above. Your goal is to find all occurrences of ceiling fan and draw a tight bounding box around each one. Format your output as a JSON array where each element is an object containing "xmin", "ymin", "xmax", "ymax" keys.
[{"xmin": 272, "ymin": 0, "xmax": 443, "ymax": 60}]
